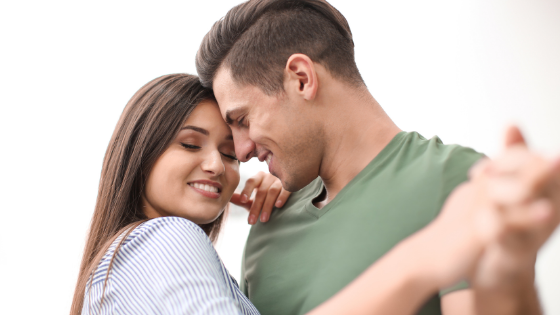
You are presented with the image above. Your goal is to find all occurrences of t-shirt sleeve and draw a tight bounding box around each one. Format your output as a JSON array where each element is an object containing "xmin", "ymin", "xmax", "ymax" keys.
[
  {"xmin": 438, "ymin": 145, "xmax": 485, "ymax": 210},
  {"xmin": 437, "ymin": 146, "xmax": 485, "ymax": 296},
  {"xmin": 110, "ymin": 217, "xmax": 243, "ymax": 314}
]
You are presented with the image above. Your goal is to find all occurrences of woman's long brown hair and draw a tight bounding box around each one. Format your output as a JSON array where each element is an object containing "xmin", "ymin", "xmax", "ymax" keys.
[{"xmin": 70, "ymin": 74, "xmax": 225, "ymax": 314}]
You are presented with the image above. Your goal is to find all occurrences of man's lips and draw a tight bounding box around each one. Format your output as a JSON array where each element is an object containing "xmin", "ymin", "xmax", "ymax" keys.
[{"xmin": 258, "ymin": 151, "xmax": 272, "ymax": 162}]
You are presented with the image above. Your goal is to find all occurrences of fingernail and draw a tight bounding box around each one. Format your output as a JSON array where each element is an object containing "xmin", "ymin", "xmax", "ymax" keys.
[
  {"xmin": 241, "ymin": 194, "xmax": 248, "ymax": 203},
  {"xmin": 261, "ymin": 212, "xmax": 269, "ymax": 222},
  {"xmin": 248, "ymin": 214, "xmax": 256, "ymax": 225},
  {"xmin": 275, "ymin": 200, "xmax": 283, "ymax": 208}
]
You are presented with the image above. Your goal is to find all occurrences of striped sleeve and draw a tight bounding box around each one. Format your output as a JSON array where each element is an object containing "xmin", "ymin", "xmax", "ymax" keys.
[{"xmin": 86, "ymin": 217, "xmax": 248, "ymax": 315}]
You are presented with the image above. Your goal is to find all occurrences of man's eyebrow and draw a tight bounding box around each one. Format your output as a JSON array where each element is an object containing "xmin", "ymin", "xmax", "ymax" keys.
[
  {"xmin": 225, "ymin": 107, "xmax": 246, "ymax": 125},
  {"xmin": 180, "ymin": 125, "xmax": 209, "ymax": 135}
]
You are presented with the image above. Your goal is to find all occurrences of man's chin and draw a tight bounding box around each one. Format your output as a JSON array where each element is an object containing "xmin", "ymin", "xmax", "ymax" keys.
[{"xmin": 281, "ymin": 177, "xmax": 311, "ymax": 193}]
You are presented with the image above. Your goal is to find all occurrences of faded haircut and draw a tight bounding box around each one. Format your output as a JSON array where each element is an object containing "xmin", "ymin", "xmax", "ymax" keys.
[{"xmin": 196, "ymin": 0, "xmax": 365, "ymax": 95}]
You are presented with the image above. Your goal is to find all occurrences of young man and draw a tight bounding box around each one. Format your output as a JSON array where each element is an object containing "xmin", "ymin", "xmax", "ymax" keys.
[{"xmin": 196, "ymin": 0, "xmax": 560, "ymax": 314}]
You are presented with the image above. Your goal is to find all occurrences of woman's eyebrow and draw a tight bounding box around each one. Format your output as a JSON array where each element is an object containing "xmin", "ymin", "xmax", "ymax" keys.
[{"xmin": 180, "ymin": 125, "xmax": 209, "ymax": 135}]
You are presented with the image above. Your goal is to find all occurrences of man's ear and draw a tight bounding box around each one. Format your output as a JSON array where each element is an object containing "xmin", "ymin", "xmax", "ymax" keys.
[{"xmin": 285, "ymin": 54, "xmax": 318, "ymax": 101}]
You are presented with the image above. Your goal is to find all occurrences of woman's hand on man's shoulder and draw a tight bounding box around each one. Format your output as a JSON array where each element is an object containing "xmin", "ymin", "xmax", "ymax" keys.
[{"xmin": 230, "ymin": 171, "xmax": 291, "ymax": 225}]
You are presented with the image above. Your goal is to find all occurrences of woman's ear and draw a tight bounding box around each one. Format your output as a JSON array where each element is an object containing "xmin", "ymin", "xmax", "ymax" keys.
[{"xmin": 284, "ymin": 54, "xmax": 318, "ymax": 101}]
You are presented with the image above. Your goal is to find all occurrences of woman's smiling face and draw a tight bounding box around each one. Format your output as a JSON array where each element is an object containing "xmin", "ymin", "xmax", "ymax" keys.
[{"xmin": 143, "ymin": 99, "xmax": 240, "ymax": 224}]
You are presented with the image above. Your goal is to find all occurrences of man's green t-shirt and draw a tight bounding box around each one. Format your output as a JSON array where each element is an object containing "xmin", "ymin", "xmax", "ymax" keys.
[{"xmin": 240, "ymin": 132, "xmax": 484, "ymax": 315}]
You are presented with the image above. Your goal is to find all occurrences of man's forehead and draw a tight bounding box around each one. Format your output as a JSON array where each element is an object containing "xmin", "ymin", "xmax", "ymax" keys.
[
  {"xmin": 213, "ymin": 67, "xmax": 239, "ymax": 98},
  {"xmin": 213, "ymin": 67, "xmax": 256, "ymax": 114}
]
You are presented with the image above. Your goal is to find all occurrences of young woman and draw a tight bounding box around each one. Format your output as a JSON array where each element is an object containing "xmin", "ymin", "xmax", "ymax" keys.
[
  {"xmin": 71, "ymin": 73, "xmax": 264, "ymax": 314},
  {"xmin": 71, "ymin": 73, "xmax": 554, "ymax": 315}
]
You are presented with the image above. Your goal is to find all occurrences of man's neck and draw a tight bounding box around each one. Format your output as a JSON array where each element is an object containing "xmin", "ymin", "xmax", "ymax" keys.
[{"xmin": 313, "ymin": 84, "xmax": 401, "ymax": 209}]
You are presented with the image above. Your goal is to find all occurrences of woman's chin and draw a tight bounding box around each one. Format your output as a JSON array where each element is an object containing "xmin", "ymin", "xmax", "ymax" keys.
[{"xmin": 182, "ymin": 210, "xmax": 225, "ymax": 225}]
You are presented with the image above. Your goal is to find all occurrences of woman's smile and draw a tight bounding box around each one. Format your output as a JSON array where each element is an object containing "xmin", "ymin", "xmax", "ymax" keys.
[{"xmin": 188, "ymin": 180, "xmax": 222, "ymax": 199}]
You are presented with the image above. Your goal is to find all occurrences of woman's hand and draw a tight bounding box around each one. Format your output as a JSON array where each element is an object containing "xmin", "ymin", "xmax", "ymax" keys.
[
  {"xmin": 230, "ymin": 171, "xmax": 292, "ymax": 224},
  {"xmin": 469, "ymin": 126, "xmax": 560, "ymax": 289},
  {"xmin": 412, "ymin": 126, "xmax": 560, "ymax": 291}
]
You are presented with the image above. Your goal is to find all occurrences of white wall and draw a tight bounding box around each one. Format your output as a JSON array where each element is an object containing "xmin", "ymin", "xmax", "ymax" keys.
[{"xmin": 0, "ymin": 1, "xmax": 558, "ymax": 314}]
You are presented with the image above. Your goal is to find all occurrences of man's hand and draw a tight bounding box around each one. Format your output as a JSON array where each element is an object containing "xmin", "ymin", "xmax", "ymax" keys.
[
  {"xmin": 471, "ymin": 126, "xmax": 560, "ymax": 283},
  {"xmin": 230, "ymin": 171, "xmax": 292, "ymax": 224},
  {"xmin": 468, "ymin": 126, "xmax": 560, "ymax": 315},
  {"xmin": 412, "ymin": 126, "xmax": 560, "ymax": 297}
]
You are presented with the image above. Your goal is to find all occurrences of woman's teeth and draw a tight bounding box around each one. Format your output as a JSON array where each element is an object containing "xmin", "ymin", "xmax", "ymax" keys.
[
  {"xmin": 266, "ymin": 154, "xmax": 272, "ymax": 165},
  {"xmin": 189, "ymin": 183, "xmax": 219, "ymax": 193}
]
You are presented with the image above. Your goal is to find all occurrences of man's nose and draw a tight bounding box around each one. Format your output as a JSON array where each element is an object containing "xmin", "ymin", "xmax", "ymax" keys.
[
  {"xmin": 201, "ymin": 150, "xmax": 225, "ymax": 176},
  {"xmin": 233, "ymin": 130, "xmax": 256, "ymax": 163}
]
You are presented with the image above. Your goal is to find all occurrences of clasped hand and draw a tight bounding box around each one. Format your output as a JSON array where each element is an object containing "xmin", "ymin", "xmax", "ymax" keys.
[{"xmin": 422, "ymin": 126, "xmax": 560, "ymax": 295}]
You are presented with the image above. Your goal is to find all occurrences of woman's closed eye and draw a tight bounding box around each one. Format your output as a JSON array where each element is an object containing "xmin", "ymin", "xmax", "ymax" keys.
[
  {"xmin": 182, "ymin": 142, "xmax": 237, "ymax": 161},
  {"xmin": 181, "ymin": 143, "xmax": 201, "ymax": 150},
  {"xmin": 221, "ymin": 152, "xmax": 238, "ymax": 161}
]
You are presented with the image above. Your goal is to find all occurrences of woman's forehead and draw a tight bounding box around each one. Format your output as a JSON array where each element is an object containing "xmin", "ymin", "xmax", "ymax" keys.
[{"xmin": 182, "ymin": 100, "xmax": 233, "ymax": 139}]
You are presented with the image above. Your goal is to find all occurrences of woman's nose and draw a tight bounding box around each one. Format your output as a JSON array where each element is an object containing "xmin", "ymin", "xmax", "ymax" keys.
[{"xmin": 201, "ymin": 150, "xmax": 225, "ymax": 176}]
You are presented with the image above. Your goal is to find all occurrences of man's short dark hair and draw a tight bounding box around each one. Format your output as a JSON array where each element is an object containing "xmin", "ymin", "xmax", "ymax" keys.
[{"xmin": 196, "ymin": 0, "xmax": 364, "ymax": 95}]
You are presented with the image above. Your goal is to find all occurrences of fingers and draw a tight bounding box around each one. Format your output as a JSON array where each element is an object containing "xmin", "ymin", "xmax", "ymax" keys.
[
  {"xmin": 495, "ymin": 199, "xmax": 554, "ymax": 251},
  {"xmin": 469, "ymin": 157, "xmax": 491, "ymax": 180},
  {"xmin": 230, "ymin": 193, "xmax": 253, "ymax": 210},
  {"xmin": 483, "ymin": 156, "xmax": 560, "ymax": 250},
  {"xmin": 485, "ymin": 175, "xmax": 540, "ymax": 206},
  {"xmin": 500, "ymin": 199, "xmax": 553, "ymax": 232},
  {"xmin": 239, "ymin": 172, "xmax": 265, "ymax": 204},
  {"xmin": 238, "ymin": 172, "xmax": 292, "ymax": 225},
  {"xmin": 248, "ymin": 173, "xmax": 278, "ymax": 224},
  {"xmin": 503, "ymin": 125, "xmax": 527, "ymax": 148},
  {"xmin": 485, "ymin": 150, "xmax": 555, "ymax": 205},
  {"xmin": 275, "ymin": 189, "xmax": 292, "ymax": 208},
  {"xmin": 258, "ymin": 181, "xmax": 283, "ymax": 223}
]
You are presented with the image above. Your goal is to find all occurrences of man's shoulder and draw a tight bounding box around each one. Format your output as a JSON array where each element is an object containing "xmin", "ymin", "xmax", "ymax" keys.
[
  {"xmin": 402, "ymin": 132, "xmax": 483, "ymax": 160},
  {"xmin": 400, "ymin": 132, "xmax": 485, "ymax": 212},
  {"xmin": 397, "ymin": 132, "xmax": 484, "ymax": 176}
]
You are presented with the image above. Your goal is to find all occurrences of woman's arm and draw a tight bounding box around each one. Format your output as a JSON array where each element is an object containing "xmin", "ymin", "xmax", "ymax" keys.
[{"xmin": 102, "ymin": 217, "xmax": 254, "ymax": 315}]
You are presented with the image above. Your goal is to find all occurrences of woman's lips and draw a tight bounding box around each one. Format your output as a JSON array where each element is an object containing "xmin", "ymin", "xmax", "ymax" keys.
[{"xmin": 188, "ymin": 181, "xmax": 221, "ymax": 199}]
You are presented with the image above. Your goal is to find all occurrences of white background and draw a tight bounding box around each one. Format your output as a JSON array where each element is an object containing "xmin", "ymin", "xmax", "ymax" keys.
[{"xmin": 1, "ymin": 0, "xmax": 559, "ymax": 314}]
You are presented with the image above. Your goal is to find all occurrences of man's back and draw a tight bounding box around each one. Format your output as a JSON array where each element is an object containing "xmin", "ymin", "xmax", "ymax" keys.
[{"xmin": 241, "ymin": 131, "xmax": 483, "ymax": 315}]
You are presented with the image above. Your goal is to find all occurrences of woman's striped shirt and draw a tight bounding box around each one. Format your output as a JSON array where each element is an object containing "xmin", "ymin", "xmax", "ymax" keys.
[{"xmin": 82, "ymin": 216, "xmax": 260, "ymax": 315}]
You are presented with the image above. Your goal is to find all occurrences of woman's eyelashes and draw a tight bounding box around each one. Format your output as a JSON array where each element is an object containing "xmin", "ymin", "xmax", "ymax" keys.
[
  {"xmin": 181, "ymin": 143, "xmax": 201, "ymax": 150},
  {"xmin": 181, "ymin": 142, "xmax": 237, "ymax": 161},
  {"xmin": 221, "ymin": 152, "xmax": 238, "ymax": 161}
]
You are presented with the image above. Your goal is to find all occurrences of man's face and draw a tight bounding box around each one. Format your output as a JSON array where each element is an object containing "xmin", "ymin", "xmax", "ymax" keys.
[{"xmin": 213, "ymin": 67, "xmax": 324, "ymax": 192}]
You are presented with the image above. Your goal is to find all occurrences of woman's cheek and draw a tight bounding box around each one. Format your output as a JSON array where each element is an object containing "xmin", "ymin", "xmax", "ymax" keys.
[
  {"xmin": 230, "ymin": 163, "xmax": 240, "ymax": 185},
  {"xmin": 225, "ymin": 163, "xmax": 240, "ymax": 196}
]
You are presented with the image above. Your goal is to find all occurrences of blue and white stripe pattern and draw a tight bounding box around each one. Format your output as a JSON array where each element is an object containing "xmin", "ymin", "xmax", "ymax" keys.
[{"xmin": 82, "ymin": 216, "xmax": 260, "ymax": 315}]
